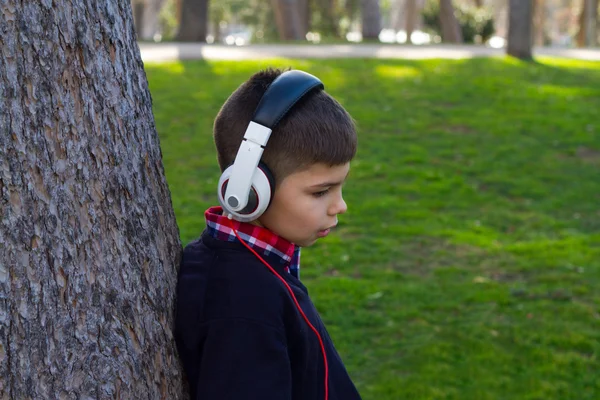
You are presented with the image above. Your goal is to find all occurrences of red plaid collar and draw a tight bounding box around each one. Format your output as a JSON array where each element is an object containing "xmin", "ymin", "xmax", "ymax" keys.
[{"xmin": 204, "ymin": 206, "xmax": 301, "ymax": 278}]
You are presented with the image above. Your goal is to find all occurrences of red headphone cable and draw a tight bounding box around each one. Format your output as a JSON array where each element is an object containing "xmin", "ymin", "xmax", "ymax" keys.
[{"xmin": 225, "ymin": 215, "xmax": 330, "ymax": 400}]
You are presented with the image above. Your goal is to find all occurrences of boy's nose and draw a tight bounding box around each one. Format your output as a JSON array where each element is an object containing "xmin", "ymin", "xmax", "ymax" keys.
[{"xmin": 330, "ymin": 196, "xmax": 347, "ymax": 216}]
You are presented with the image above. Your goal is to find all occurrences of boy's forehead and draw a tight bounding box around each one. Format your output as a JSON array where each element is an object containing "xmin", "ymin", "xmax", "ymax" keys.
[{"xmin": 290, "ymin": 162, "xmax": 350, "ymax": 184}]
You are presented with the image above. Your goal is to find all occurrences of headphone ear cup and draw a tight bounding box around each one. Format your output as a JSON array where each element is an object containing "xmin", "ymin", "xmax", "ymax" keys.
[
  {"xmin": 218, "ymin": 164, "xmax": 273, "ymax": 222},
  {"xmin": 240, "ymin": 188, "xmax": 259, "ymax": 215}
]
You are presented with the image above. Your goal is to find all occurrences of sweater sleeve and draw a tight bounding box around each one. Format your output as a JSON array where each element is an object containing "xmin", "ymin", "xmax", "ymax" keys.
[{"xmin": 192, "ymin": 318, "xmax": 292, "ymax": 400}]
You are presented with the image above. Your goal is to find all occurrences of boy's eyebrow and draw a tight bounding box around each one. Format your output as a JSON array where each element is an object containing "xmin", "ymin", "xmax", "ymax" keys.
[{"xmin": 310, "ymin": 171, "xmax": 350, "ymax": 188}]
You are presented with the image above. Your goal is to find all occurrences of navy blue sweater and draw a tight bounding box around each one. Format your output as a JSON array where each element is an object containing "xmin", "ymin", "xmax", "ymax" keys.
[{"xmin": 175, "ymin": 230, "xmax": 362, "ymax": 400}]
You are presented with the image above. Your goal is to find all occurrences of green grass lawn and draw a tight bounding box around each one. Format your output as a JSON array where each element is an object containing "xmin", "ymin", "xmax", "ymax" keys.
[{"xmin": 145, "ymin": 57, "xmax": 600, "ymax": 400}]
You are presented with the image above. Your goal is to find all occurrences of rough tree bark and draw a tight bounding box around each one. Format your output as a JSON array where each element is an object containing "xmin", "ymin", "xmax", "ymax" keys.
[
  {"xmin": 271, "ymin": 0, "xmax": 304, "ymax": 40},
  {"xmin": 507, "ymin": 0, "xmax": 534, "ymax": 59},
  {"xmin": 361, "ymin": 0, "xmax": 382, "ymax": 40},
  {"xmin": 439, "ymin": 0, "xmax": 463, "ymax": 43},
  {"xmin": 0, "ymin": 0, "xmax": 184, "ymax": 399},
  {"xmin": 177, "ymin": 0, "xmax": 209, "ymax": 42}
]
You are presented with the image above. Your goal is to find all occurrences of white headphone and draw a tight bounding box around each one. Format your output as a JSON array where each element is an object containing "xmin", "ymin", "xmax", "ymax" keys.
[{"xmin": 217, "ymin": 70, "xmax": 324, "ymax": 222}]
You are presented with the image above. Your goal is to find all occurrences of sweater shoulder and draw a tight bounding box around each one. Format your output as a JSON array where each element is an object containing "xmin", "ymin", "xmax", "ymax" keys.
[{"xmin": 179, "ymin": 235, "xmax": 294, "ymax": 329}]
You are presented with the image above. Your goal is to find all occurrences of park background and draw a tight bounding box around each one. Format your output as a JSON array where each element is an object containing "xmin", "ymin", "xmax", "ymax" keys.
[{"xmin": 138, "ymin": 0, "xmax": 600, "ymax": 399}]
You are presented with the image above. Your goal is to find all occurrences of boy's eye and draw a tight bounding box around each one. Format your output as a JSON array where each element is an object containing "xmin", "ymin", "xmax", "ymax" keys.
[{"xmin": 313, "ymin": 189, "xmax": 329, "ymax": 198}]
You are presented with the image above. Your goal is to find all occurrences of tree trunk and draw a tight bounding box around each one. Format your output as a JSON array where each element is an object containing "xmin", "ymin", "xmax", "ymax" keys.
[
  {"xmin": 533, "ymin": 0, "xmax": 545, "ymax": 46},
  {"xmin": 177, "ymin": 0, "xmax": 209, "ymax": 41},
  {"xmin": 577, "ymin": 0, "xmax": 586, "ymax": 47},
  {"xmin": 473, "ymin": 0, "xmax": 483, "ymax": 7},
  {"xmin": 0, "ymin": 1, "xmax": 184, "ymax": 399},
  {"xmin": 176, "ymin": 0, "xmax": 182, "ymax": 25},
  {"xmin": 507, "ymin": 0, "xmax": 534, "ymax": 59},
  {"xmin": 491, "ymin": 0, "xmax": 508, "ymax": 37},
  {"xmin": 271, "ymin": 0, "xmax": 304, "ymax": 40},
  {"xmin": 405, "ymin": 0, "xmax": 417, "ymax": 43},
  {"xmin": 585, "ymin": 0, "xmax": 598, "ymax": 46},
  {"xmin": 391, "ymin": 0, "xmax": 404, "ymax": 31},
  {"xmin": 439, "ymin": 0, "xmax": 463, "ymax": 43},
  {"xmin": 297, "ymin": 0, "xmax": 310, "ymax": 37},
  {"xmin": 133, "ymin": 1, "xmax": 146, "ymax": 39},
  {"xmin": 362, "ymin": 0, "xmax": 382, "ymax": 39},
  {"xmin": 141, "ymin": 0, "xmax": 167, "ymax": 40},
  {"xmin": 577, "ymin": 0, "xmax": 598, "ymax": 47}
]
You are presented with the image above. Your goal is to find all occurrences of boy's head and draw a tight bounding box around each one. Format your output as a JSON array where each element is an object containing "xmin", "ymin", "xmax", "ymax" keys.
[{"xmin": 214, "ymin": 68, "xmax": 357, "ymax": 246}]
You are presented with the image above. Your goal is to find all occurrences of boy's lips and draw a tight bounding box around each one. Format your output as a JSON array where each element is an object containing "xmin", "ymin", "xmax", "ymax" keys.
[
  {"xmin": 317, "ymin": 224, "xmax": 337, "ymax": 238},
  {"xmin": 317, "ymin": 229, "xmax": 330, "ymax": 238}
]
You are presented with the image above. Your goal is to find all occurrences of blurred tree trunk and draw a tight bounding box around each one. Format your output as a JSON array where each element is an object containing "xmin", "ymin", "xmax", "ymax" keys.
[
  {"xmin": 0, "ymin": 0, "xmax": 184, "ymax": 398},
  {"xmin": 439, "ymin": 0, "xmax": 463, "ymax": 43},
  {"xmin": 142, "ymin": 0, "xmax": 167, "ymax": 40},
  {"xmin": 298, "ymin": 0, "xmax": 310, "ymax": 37},
  {"xmin": 491, "ymin": 0, "xmax": 508, "ymax": 37},
  {"xmin": 132, "ymin": 0, "xmax": 167, "ymax": 40},
  {"xmin": 177, "ymin": 0, "xmax": 209, "ymax": 41},
  {"xmin": 507, "ymin": 0, "xmax": 534, "ymax": 59},
  {"xmin": 576, "ymin": 0, "xmax": 598, "ymax": 47},
  {"xmin": 405, "ymin": 0, "xmax": 418, "ymax": 43},
  {"xmin": 133, "ymin": 0, "xmax": 146, "ymax": 39},
  {"xmin": 533, "ymin": 0, "xmax": 545, "ymax": 46},
  {"xmin": 212, "ymin": 4, "xmax": 224, "ymax": 43},
  {"xmin": 473, "ymin": 0, "xmax": 483, "ymax": 6},
  {"xmin": 585, "ymin": 0, "xmax": 598, "ymax": 46},
  {"xmin": 272, "ymin": 0, "xmax": 304, "ymax": 40},
  {"xmin": 391, "ymin": 0, "xmax": 405, "ymax": 31},
  {"xmin": 362, "ymin": 0, "xmax": 382, "ymax": 39},
  {"xmin": 175, "ymin": 0, "xmax": 182, "ymax": 25}
]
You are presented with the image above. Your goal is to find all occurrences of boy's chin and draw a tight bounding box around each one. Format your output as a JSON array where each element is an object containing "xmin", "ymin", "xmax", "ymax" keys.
[{"xmin": 295, "ymin": 238, "xmax": 318, "ymax": 248}]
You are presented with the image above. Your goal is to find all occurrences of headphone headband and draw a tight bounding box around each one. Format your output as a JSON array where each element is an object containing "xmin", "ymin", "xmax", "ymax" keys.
[
  {"xmin": 222, "ymin": 70, "xmax": 324, "ymax": 215},
  {"xmin": 253, "ymin": 70, "xmax": 324, "ymax": 129}
]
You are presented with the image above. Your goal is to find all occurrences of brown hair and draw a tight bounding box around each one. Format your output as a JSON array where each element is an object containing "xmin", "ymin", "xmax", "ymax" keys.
[{"xmin": 213, "ymin": 68, "xmax": 357, "ymax": 185}]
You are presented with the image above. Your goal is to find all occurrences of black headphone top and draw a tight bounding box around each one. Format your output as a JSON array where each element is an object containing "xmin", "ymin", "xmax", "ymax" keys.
[{"xmin": 252, "ymin": 70, "xmax": 324, "ymax": 129}]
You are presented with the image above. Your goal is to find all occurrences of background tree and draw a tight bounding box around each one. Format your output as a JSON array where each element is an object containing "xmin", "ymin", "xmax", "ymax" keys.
[
  {"xmin": 439, "ymin": 0, "xmax": 464, "ymax": 42},
  {"xmin": 271, "ymin": 0, "xmax": 305, "ymax": 40},
  {"xmin": 362, "ymin": 0, "xmax": 382, "ymax": 39},
  {"xmin": 390, "ymin": 0, "xmax": 404, "ymax": 31},
  {"xmin": 298, "ymin": 0, "xmax": 311, "ymax": 37},
  {"xmin": 576, "ymin": 0, "xmax": 598, "ymax": 47},
  {"xmin": 0, "ymin": 1, "xmax": 183, "ymax": 398},
  {"xmin": 177, "ymin": 0, "xmax": 210, "ymax": 41},
  {"xmin": 131, "ymin": 0, "xmax": 167, "ymax": 40},
  {"xmin": 533, "ymin": 0, "xmax": 546, "ymax": 46},
  {"xmin": 405, "ymin": 0, "xmax": 418, "ymax": 43},
  {"xmin": 507, "ymin": 0, "xmax": 534, "ymax": 59}
]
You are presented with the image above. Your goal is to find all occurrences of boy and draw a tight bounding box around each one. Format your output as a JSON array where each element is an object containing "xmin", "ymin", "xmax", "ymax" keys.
[{"xmin": 175, "ymin": 68, "xmax": 362, "ymax": 400}]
